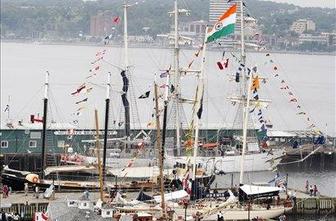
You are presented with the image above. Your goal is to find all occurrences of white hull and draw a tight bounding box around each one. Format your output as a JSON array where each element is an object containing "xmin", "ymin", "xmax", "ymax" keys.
[
  {"xmin": 79, "ymin": 150, "xmax": 283, "ymax": 172},
  {"xmin": 202, "ymin": 206, "xmax": 288, "ymax": 220},
  {"xmin": 173, "ymin": 150, "xmax": 283, "ymax": 173}
]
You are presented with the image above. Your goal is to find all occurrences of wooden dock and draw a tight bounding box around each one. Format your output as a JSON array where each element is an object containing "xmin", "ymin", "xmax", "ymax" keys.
[
  {"xmin": 0, "ymin": 191, "xmax": 101, "ymax": 220},
  {"xmin": 0, "ymin": 189, "xmax": 335, "ymax": 220}
]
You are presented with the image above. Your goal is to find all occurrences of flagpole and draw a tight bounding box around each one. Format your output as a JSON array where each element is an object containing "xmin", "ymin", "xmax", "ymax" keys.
[
  {"xmin": 102, "ymin": 72, "xmax": 111, "ymax": 184},
  {"xmin": 41, "ymin": 71, "xmax": 49, "ymax": 180},
  {"xmin": 94, "ymin": 109, "xmax": 104, "ymax": 202},
  {"xmin": 154, "ymin": 80, "xmax": 166, "ymax": 218},
  {"xmin": 161, "ymin": 71, "xmax": 170, "ymax": 158},
  {"xmin": 239, "ymin": 0, "xmax": 249, "ymax": 185},
  {"xmin": 174, "ymin": 0, "xmax": 181, "ymax": 156},
  {"xmin": 7, "ymin": 96, "xmax": 10, "ymax": 121},
  {"xmin": 123, "ymin": 0, "xmax": 129, "ymax": 69},
  {"xmin": 192, "ymin": 29, "xmax": 207, "ymax": 194},
  {"xmin": 123, "ymin": 0, "xmax": 131, "ymax": 150}
]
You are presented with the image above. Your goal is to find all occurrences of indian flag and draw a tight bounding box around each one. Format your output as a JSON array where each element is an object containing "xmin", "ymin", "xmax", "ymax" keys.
[{"xmin": 206, "ymin": 4, "xmax": 237, "ymax": 43}]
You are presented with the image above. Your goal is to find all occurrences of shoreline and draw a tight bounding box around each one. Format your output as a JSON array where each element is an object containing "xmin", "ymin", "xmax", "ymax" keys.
[{"xmin": 1, "ymin": 39, "xmax": 335, "ymax": 56}]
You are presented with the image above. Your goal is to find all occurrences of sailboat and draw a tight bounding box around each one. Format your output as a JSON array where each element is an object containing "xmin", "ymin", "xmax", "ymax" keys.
[
  {"xmin": 165, "ymin": 1, "xmax": 285, "ymax": 174},
  {"xmin": 183, "ymin": 2, "xmax": 291, "ymax": 220}
]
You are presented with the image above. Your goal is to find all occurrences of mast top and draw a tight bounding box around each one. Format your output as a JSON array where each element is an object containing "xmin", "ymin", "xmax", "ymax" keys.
[{"xmin": 44, "ymin": 71, "xmax": 49, "ymax": 99}]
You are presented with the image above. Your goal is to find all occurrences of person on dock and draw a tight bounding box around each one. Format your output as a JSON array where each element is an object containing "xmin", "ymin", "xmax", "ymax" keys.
[
  {"xmin": 24, "ymin": 183, "xmax": 29, "ymax": 196},
  {"xmin": 33, "ymin": 184, "xmax": 36, "ymax": 197},
  {"xmin": 217, "ymin": 211, "xmax": 224, "ymax": 221},
  {"xmin": 84, "ymin": 189, "xmax": 89, "ymax": 200},
  {"xmin": 313, "ymin": 185, "xmax": 318, "ymax": 196},
  {"xmin": 305, "ymin": 180, "xmax": 309, "ymax": 193},
  {"xmin": 279, "ymin": 214, "xmax": 287, "ymax": 221},
  {"xmin": 309, "ymin": 185, "xmax": 313, "ymax": 196},
  {"xmin": 292, "ymin": 191, "xmax": 297, "ymax": 207},
  {"xmin": 35, "ymin": 185, "xmax": 39, "ymax": 199},
  {"xmin": 1, "ymin": 209, "xmax": 7, "ymax": 221},
  {"xmin": 276, "ymin": 195, "xmax": 280, "ymax": 205},
  {"xmin": 2, "ymin": 185, "xmax": 9, "ymax": 198}
]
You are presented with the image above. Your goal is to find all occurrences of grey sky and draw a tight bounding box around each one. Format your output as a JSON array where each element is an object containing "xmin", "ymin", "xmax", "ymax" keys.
[{"xmin": 260, "ymin": 0, "xmax": 335, "ymax": 8}]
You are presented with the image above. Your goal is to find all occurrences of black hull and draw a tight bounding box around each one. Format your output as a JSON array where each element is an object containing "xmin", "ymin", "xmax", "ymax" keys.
[
  {"xmin": 1, "ymin": 173, "xmax": 26, "ymax": 191},
  {"xmin": 1, "ymin": 173, "xmax": 99, "ymax": 191},
  {"xmin": 2, "ymin": 165, "xmax": 216, "ymax": 192}
]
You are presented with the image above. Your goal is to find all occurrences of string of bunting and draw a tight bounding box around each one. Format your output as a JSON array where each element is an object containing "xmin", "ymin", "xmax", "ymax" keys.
[
  {"xmin": 70, "ymin": 48, "xmax": 108, "ymax": 125},
  {"xmin": 262, "ymin": 53, "xmax": 322, "ymax": 134}
]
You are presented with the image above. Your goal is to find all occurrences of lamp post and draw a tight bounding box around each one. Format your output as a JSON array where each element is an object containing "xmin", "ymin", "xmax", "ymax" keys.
[{"xmin": 182, "ymin": 199, "xmax": 189, "ymax": 221}]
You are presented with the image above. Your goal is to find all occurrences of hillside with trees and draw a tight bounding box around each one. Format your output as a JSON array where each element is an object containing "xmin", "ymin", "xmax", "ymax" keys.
[{"xmin": 1, "ymin": 0, "xmax": 335, "ymax": 39}]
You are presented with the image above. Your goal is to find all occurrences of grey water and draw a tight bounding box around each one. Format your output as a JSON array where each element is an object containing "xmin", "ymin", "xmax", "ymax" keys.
[
  {"xmin": 215, "ymin": 153, "xmax": 336, "ymax": 197},
  {"xmin": 1, "ymin": 42, "xmax": 335, "ymax": 136}
]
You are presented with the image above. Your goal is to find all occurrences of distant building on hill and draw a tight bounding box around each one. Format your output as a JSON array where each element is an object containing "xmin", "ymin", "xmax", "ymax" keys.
[
  {"xmin": 90, "ymin": 11, "xmax": 116, "ymax": 37},
  {"xmin": 209, "ymin": 0, "xmax": 244, "ymax": 33},
  {"xmin": 180, "ymin": 20, "xmax": 208, "ymax": 36},
  {"xmin": 209, "ymin": 0, "xmax": 258, "ymax": 38},
  {"xmin": 290, "ymin": 19, "xmax": 316, "ymax": 34}
]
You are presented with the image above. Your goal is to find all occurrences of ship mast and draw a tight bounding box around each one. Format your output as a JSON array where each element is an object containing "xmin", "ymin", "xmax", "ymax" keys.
[
  {"xmin": 192, "ymin": 29, "xmax": 208, "ymax": 182},
  {"xmin": 102, "ymin": 72, "xmax": 111, "ymax": 184},
  {"xmin": 94, "ymin": 109, "xmax": 104, "ymax": 202},
  {"xmin": 154, "ymin": 80, "xmax": 166, "ymax": 218},
  {"xmin": 124, "ymin": 0, "xmax": 129, "ymax": 69},
  {"xmin": 161, "ymin": 72, "xmax": 170, "ymax": 157},
  {"xmin": 41, "ymin": 71, "xmax": 49, "ymax": 179},
  {"xmin": 123, "ymin": 0, "xmax": 131, "ymax": 149},
  {"xmin": 173, "ymin": 0, "xmax": 181, "ymax": 156},
  {"xmin": 239, "ymin": 0, "xmax": 253, "ymax": 185}
]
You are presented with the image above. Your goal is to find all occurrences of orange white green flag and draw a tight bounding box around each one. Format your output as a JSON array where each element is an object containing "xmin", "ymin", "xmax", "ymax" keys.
[{"xmin": 206, "ymin": 4, "xmax": 237, "ymax": 43}]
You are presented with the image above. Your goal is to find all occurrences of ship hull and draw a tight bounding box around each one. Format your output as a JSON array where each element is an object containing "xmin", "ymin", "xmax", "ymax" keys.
[{"xmin": 78, "ymin": 150, "xmax": 283, "ymax": 172}]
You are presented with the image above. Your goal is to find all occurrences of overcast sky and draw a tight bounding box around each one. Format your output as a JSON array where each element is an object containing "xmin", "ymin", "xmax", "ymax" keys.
[{"xmin": 260, "ymin": 0, "xmax": 335, "ymax": 8}]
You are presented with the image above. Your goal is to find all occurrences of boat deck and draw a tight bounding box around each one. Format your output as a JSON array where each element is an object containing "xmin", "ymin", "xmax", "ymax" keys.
[{"xmin": 0, "ymin": 191, "xmax": 101, "ymax": 206}]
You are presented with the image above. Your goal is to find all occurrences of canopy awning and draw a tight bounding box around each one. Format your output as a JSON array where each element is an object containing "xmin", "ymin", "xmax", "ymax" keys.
[
  {"xmin": 109, "ymin": 166, "xmax": 172, "ymax": 178},
  {"xmin": 154, "ymin": 190, "xmax": 189, "ymax": 203},
  {"xmin": 136, "ymin": 190, "xmax": 154, "ymax": 201},
  {"xmin": 201, "ymin": 142, "xmax": 218, "ymax": 149},
  {"xmin": 239, "ymin": 184, "xmax": 281, "ymax": 201},
  {"xmin": 44, "ymin": 165, "xmax": 96, "ymax": 176}
]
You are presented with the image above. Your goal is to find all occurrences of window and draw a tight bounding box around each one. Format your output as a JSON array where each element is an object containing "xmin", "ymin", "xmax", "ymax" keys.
[
  {"xmin": 1, "ymin": 140, "xmax": 8, "ymax": 148},
  {"xmin": 106, "ymin": 211, "xmax": 110, "ymax": 215},
  {"xmin": 57, "ymin": 140, "xmax": 65, "ymax": 148},
  {"xmin": 30, "ymin": 131, "xmax": 41, "ymax": 139},
  {"xmin": 29, "ymin": 140, "xmax": 37, "ymax": 148}
]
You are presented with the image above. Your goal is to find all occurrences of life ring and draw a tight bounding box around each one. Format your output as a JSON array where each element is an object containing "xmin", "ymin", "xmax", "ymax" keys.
[
  {"xmin": 32, "ymin": 176, "xmax": 39, "ymax": 183},
  {"xmin": 166, "ymin": 206, "xmax": 172, "ymax": 212}
]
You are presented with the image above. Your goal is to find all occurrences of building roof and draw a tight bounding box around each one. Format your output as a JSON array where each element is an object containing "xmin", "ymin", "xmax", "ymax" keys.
[
  {"xmin": 1, "ymin": 122, "xmax": 77, "ymax": 130},
  {"xmin": 267, "ymin": 130, "xmax": 296, "ymax": 137}
]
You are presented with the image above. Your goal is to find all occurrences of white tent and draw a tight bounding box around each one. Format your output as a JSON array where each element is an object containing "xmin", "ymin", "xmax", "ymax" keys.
[{"xmin": 154, "ymin": 190, "xmax": 189, "ymax": 203}]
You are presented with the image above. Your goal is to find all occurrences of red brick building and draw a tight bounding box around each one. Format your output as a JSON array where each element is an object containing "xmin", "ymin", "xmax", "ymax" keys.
[{"xmin": 90, "ymin": 11, "xmax": 116, "ymax": 37}]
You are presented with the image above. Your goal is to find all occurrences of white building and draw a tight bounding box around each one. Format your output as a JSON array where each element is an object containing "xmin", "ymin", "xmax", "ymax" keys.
[
  {"xmin": 298, "ymin": 34, "xmax": 327, "ymax": 45},
  {"xmin": 209, "ymin": 0, "xmax": 243, "ymax": 33},
  {"xmin": 290, "ymin": 19, "xmax": 316, "ymax": 34},
  {"xmin": 209, "ymin": 0, "xmax": 258, "ymax": 37}
]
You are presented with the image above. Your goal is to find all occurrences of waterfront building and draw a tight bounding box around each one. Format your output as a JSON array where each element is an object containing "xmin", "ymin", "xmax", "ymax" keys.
[
  {"xmin": 209, "ymin": 0, "xmax": 243, "ymax": 33},
  {"xmin": 298, "ymin": 34, "xmax": 328, "ymax": 45},
  {"xmin": 90, "ymin": 11, "xmax": 115, "ymax": 37},
  {"xmin": 290, "ymin": 19, "xmax": 316, "ymax": 34}
]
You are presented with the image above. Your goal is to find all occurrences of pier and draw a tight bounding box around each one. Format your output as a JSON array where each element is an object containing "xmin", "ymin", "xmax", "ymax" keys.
[{"xmin": 1, "ymin": 188, "xmax": 335, "ymax": 220}]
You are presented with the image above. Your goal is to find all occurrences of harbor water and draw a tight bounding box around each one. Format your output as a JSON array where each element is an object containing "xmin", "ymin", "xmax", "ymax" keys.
[{"xmin": 1, "ymin": 42, "xmax": 335, "ymax": 135}]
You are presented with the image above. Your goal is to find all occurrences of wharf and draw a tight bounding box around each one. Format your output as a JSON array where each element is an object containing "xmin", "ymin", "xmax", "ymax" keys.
[
  {"xmin": 284, "ymin": 188, "xmax": 336, "ymax": 215},
  {"xmin": 1, "ymin": 189, "xmax": 335, "ymax": 220}
]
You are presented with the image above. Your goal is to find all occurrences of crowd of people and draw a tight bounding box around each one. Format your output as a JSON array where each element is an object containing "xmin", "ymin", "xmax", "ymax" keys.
[{"xmin": 305, "ymin": 180, "xmax": 319, "ymax": 197}]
